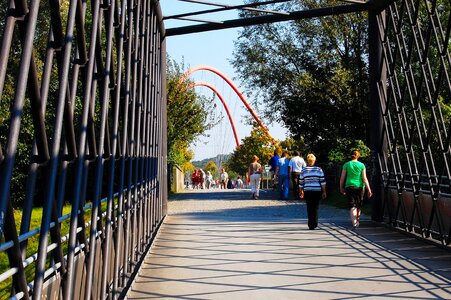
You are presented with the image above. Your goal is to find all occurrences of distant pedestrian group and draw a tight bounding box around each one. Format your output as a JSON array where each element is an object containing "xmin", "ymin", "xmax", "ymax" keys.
[
  {"xmin": 190, "ymin": 168, "xmax": 233, "ymax": 190},
  {"xmin": 191, "ymin": 169, "xmax": 207, "ymax": 189}
]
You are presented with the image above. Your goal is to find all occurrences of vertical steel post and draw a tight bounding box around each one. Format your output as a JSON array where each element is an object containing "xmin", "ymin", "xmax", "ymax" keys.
[
  {"xmin": 161, "ymin": 33, "xmax": 168, "ymax": 218},
  {"xmin": 368, "ymin": 8, "xmax": 386, "ymax": 222}
]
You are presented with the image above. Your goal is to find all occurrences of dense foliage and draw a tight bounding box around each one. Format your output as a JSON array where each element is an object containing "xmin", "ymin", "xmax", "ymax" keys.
[
  {"xmin": 166, "ymin": 59, "xmax": 216, "ymax": 168},
  {"xmin": 232, "ymin": 0, "xmax": 370, "ymax": 161},
  {"xmin": 0, "ymin": 2, "xmax": 67, "ymax": 207},
  {"xmin": 204, "ymin": 160, "xmax": 218, "ymax": 176},
  {"xmin": 225, "ymin": 124, "xmax": 275, "ymax": 176}
]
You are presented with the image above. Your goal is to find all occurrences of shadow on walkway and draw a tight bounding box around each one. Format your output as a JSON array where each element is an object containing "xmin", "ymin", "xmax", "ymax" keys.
[{"xmin": 128, "ymin": 190, "xmax": 451, "ymax": 299}]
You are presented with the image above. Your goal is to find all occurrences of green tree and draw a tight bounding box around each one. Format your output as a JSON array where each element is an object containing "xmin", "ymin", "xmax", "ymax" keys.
[
  {"xmin": 0, "ymin": 1, "xmax": 67, "ymax": 207},
  {"xmin": 166, "ymin": 58, "xmax": 216, "ymax": 167},
  {"xmin": 278, "ymin": 138, "xmax": 306, "ymax": 157},
  {"xmin": 204, "ymin": 160, "xmax": 218, "ymax": 176},
  {"xmin": 232, "ymin": 0, "xmax": 369, "ymax": 159},
  {"xmin": 327, "ymin": 139, "xmax": 371, "ymax": 167},
  {"xmin": 181, "ymin": 161, "xmax": 196, "ymax": 174},
  {"xmin": 225, "ymin": 124, "xmax": 275, "ymax": 175}
]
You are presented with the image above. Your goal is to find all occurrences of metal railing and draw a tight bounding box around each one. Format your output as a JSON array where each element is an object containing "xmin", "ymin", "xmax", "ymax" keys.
[
  {"xmin": 0, "ymin": 0, "xmax": 167, "ymax": 298},
  {"xmin": 375, "ymin": 0, "xmax": 451, "ymax": 246}
]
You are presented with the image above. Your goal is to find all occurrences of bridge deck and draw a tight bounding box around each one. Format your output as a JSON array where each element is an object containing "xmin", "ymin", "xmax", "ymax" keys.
[{"xmin": 127, "ymin": 190, "xmax": 451, "ymax": 299}]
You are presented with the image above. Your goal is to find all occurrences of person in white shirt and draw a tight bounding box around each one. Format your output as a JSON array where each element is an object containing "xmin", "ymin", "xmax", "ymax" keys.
[
  {"xmin": 289, "ymin": 150, "xmax": 306, "ymax": 200},
  {"xmin": 205, "ymin": 171, "xmax": 213, "ymax": 189},
  {"xmin": 199, "ymin": 169, "xmax": 206, "ymax": 189},
  {"xmin": 220, "ymin": 168, "xmax": 229, "ymax": 189},
  {"xmin": 235, "ymin": 176, "xmax": 244, "ymax": 189}
]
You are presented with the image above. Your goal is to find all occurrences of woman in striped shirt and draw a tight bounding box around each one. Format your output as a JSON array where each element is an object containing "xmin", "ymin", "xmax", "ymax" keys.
[{"xmin": 299, "ymin": 154, "xmax": 327, "ymax": 230}]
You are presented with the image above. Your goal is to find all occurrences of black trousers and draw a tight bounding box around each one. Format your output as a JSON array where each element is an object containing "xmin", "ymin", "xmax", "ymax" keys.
[
  {"xmin": 304, "ymin": 191, "xmax": 322, "ymax": 229},
  {"xmin": 291, "ymin": 172, "xmax": 301, "ymax": 198}
]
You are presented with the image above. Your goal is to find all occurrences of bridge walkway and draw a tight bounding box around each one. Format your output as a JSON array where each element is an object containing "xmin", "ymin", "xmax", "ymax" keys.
[{"xmin": 127, "ymin": 189, "xmax": 451, "ymax": 299}]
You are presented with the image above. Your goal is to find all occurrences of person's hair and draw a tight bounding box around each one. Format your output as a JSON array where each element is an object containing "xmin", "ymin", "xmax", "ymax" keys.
[
  {"xmin": 351, "ymin": 150, "xmax": 360, "ymax": 160},
  {"xmin": 306, "ymin": 154, "xmax": 316, "ymax": 166},
  {"xmin": 252, "ymin": 155, "xmax": 259, "ymax": 162},
  {"xmin": 274, "ymin": 149, "xmax": 280, "ymax": 156},
  {"xmin": 282, "ymin": 150, "xmax": 288, "ymax": 156},
  {"xmin": 294, "ymin": 150, "xmax": 300, "ymax": 156}
]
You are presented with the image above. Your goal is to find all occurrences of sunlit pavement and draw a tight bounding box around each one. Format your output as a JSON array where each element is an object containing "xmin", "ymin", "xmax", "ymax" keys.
[{"xmin": 127, "ymin": 189, "xmax": 451, "ymax": 299}]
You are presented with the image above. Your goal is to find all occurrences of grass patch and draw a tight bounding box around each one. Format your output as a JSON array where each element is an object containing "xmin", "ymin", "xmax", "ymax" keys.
[{"xmin": 0, "ymin": 201, "xmax": 111, "ymax": 298}]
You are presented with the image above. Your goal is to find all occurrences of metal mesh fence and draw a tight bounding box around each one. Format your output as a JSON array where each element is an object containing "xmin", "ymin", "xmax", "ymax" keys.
[
  {"xmin": 0, "ymin": 0, "xmax": 167, "ymax": 298},
  {"xmin": 377, "ymin": 0, "xmax": 451, "ymax": 245}
]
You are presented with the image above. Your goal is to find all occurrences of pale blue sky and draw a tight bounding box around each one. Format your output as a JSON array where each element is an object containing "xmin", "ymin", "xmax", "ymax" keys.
[{"xmin": 160, "ymin": 1, "xmax": 288, "ymax": 160}]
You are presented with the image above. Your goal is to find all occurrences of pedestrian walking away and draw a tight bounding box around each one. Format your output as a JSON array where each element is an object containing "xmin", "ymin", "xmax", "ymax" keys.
[
  {"xmin": 199, "ymin": 169, "xmax": 206, "ymax": 189},
  {"xmin": 205, "ymin": 171, "xmax": 213, "ymax": 189},
  {"xmin": 289, "ymin": 150, "xmax": 306, "ymax": 199},
  {"xmin": 235, "ymin": 176, "xmax": 244, "ymax": 189},
  {"xmin": 339, "ymin": 150, "xmax": 372, "ymax": 229},
  {"xmin": 276, "ymin": 151, "xmax": 290, "ymax": 200},
  {"xmin": 249, "ymin": 155, "xmax": 263, "ymax": 199},
  {"xmin": 191, "ymin": 170, "xmax": 200, "ymax": 189},
  {"xmin": 299, "ymin": 154, "xmax": 326, "ymax": 230},
  {"xmin": 268, "ymin": 149, "xmax": 280, "ymax": 191},
  {"xmin": 220, "ymin": 168, "xmax": 229, "ymax": 189}
]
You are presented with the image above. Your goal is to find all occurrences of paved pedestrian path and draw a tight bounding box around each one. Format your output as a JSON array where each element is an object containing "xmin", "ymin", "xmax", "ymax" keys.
[{"xmin": 127, "ymin": 189, "xmax": 451, "ymax": 299}]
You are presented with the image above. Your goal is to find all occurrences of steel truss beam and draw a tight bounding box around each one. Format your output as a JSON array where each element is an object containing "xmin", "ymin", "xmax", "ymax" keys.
[
  {"xmin": 164, "ymin": 0, "xmax": 293, "ymax": 22},
  {"xmin": 374, "ymin": 0, "xmax": 451, "ymax": 246},
  {"xmin": 166, "ymin": 2, "xmax": 372, "ymax": 36}
]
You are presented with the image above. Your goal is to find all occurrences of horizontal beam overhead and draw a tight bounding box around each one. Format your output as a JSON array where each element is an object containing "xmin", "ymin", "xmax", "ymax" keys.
[
  {"xmin": 164, "ymin": 0, "xmax": 293, "ymax": 21},
  {"xmin": 166, "ymin": 2, "xmax": 370, "ymax": 36}
]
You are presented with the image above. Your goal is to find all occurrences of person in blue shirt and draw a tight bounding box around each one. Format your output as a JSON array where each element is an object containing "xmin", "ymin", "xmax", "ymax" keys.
[
  {"xmin": 275, "ymin": 150, "xmax": 290, "ymax": 200},
  {"xmin": 268, "ymin": 149, "xmax": 280, "ymax": 190}
]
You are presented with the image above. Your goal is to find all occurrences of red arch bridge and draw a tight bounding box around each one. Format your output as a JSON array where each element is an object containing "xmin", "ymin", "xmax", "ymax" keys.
[
  {"xmin": 0, "ymin": 1, "xmax": 449, "ymax": 299},
  {"xmin": 183, "ymin": 65, "xmax": 279, "ymax": 148}
]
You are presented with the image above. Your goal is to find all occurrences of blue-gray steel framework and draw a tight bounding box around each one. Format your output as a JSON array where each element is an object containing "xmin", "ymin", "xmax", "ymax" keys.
[
  {"xmin": 375, "ymin": 0, "xmax": 451, "ymax": 246},
  {"xmin": 0, "ymin": 0, "xmax": 167, "ymax": 299}
]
